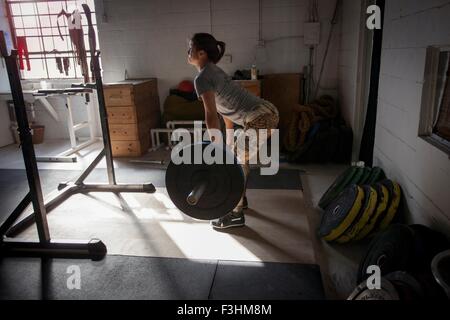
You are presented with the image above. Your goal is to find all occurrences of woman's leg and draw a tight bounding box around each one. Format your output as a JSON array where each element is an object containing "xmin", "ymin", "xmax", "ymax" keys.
[
  {"xmin": 234, "ymin": 111, "xmax": 279, "ymax": 212},
  {"xmin": 212, "ymin": 110, "xmax": 278, "ymax": 229},
  {"xmin": 234, "ymin": 162, "xmax": 250, "ymax": 211}
]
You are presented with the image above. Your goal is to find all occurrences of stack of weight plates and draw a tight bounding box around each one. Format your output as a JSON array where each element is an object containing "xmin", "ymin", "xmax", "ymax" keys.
[
  {"xmin": 348, "ymin": 271, "xmax": 425, "ymax": 300},
  {"xmin": 318, "ymin": 166, "xmax": 386, "ymax": 209},
  {"xmin": 350, "ymin": 224, "xmax": 450, "ymax": 300},
  {"xmin": 357, "ymin": 224, "xmax": 450, "ymax": 284},
  {"xmin": 318, "ymin": 166, "xmax": 403, "ymax": 243}
]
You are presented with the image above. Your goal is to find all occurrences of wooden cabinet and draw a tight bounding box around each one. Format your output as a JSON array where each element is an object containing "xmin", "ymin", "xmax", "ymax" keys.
[
  {"xmin": 103, "ymin": 79, "xmax": 161, "ymax": 157},
  {"xmin": 235, "ymin": 80, "xmax": 261, "ymax": 97}
]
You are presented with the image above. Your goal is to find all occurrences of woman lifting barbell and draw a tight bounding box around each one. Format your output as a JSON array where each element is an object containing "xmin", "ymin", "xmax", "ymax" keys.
[{"xmin": 187, "ymin": 33, "xmax": 279, "ymax": 230}]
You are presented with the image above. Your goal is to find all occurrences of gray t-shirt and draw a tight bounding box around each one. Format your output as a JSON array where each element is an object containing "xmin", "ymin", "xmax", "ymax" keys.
[{"xmin": 194, "ymin": 63, "xmax": 267, "ymax": 126}]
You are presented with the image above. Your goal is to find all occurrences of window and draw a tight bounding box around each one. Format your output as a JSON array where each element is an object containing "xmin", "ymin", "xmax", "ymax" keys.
[
  {"xmin": 434, "ymin": 51, "xmax": 450, "ymax": 142},
  {"xmin": 5, "ymin": 0, "xmax": 98, "ymax": 80},
  {"xmin": 420, "ymin": 46, "xmax": 450, "ymax": 155}
]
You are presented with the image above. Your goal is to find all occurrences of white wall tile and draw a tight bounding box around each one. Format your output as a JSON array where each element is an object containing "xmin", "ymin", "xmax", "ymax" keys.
[{"xmin": 374, "ymin": 0, "xmax": 450, "ymax": 233}]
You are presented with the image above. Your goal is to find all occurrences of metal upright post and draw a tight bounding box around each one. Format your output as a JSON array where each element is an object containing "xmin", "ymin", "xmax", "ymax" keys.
[
  {"xmin": 92, "ymin": 53, "xmax": 116, "ymax": 185},
  {"xmin": 3, "ymin": 48, "xmax": 50, "ymax": 243},
  {"xmin": 83, "ymin": 3, "xmax": 116, "ymax": 185}
]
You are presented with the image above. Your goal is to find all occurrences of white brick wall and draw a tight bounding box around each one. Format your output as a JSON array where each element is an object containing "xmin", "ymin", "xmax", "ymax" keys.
[
  {"xmin": 374, "ymin": 0, "xmax": 450, "ymax": 235},
  {"xmin": 2, "ymin": 0, "xmax": 339, "ymax": 141},
  {"xmin": 95, "ymin": 0, "xmax": 340, "ymax": 106}
]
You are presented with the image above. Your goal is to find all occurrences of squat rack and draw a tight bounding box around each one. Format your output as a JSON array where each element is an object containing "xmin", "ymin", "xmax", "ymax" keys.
[{"xmin": 0, "ymin": 5, "xmax": 155, "ymax": 260}]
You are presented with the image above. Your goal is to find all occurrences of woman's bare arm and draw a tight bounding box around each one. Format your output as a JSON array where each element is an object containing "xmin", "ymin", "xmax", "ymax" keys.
[
  {"xmin": 200, "ymin": 91, "xmax": 221, "ymax": 141},
  {"xmin": 222, "ymin": 115, "xmax": 234, "ymax": 130},
  {"xmin": 222, "ymin": 115, "xmax": 235, "ymax": 147}
]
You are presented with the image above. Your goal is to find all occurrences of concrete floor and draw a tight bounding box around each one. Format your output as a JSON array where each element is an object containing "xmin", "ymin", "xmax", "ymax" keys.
[
  {"xmin": 0, "ymin": 139, "xmax": 368, "ymax": 299},
  {"xmin": 300, "ymin": 167, "xmax": 370, "ymax": 299}
]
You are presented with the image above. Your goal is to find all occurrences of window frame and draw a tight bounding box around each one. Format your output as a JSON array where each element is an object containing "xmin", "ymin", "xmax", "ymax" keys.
[
  {"xmin": 419, "ymin": 45, "xmax": 450, "ymax": 156},
  {"xmin": 4, "ymin": 0, "xmax": 97, "ymax": 80}
]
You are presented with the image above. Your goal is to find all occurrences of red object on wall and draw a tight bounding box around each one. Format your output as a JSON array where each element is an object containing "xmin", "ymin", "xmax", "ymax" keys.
[
  {"xmin": 16, "ymin": 36, "xmax": 31, "ymax": 71},
  {"xmin": 178, "ymin": 80, "xmax": 195, "ymax": 93}
]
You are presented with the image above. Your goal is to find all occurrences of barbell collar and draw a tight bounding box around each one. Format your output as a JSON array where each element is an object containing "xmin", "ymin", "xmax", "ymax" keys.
[{"xmin": 186, "ymin": 180, "xmax": 208, "ymax": 206}]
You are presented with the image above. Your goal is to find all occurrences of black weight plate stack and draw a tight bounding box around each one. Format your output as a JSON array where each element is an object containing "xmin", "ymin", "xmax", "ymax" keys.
[
  {"xmin": 354, "ymin": 183, "xmax": 390, "ymax": 241},
  {"xmin": 409, "ymin": 224, "xmax": 450, "ymax": 272},
  {"xmin": 370, "ymin": 180, "xmax": 401, "ymax": 235},
  {"xmin": 413, "ymin": 272, "xmax": 448, "ymax": 299},
  {"xmin": 336, "ymin": 185, "xmax": 378, "ymax": 244},
  {"xmin": 385, "ymin": 271, "xmax": 425, "ymax": 300},
  {"xmin": 366, "ymin": 166, "xmax": 386, "ymax": 185},
  {"xmin": 348, "ymin": 167, "xmax": 365, "ymax": 186},
  {"xmin": 166, "ymin": 142, "xmax": 244, "ymax": 220},
  {"xmin": 358, "ymin": 167, "xmax": 372, "ymax": 185},
  {"xmin": 374, "ymin": 180, "xmax": 402, "ymax": 233},
  {"xmin": 347, "ymin": 278, "xmax": 400, "ymax": 300},
  {"xmin": 357, "ymin": 224, "xmax": 416, "ymax": 284},
  {"xmin": 318, "ymin": 185, "xmax": 365, "ymax": 242},
  {"xmin": 318, "ymin": 166, "xmax": 358, "ymax": 209}
]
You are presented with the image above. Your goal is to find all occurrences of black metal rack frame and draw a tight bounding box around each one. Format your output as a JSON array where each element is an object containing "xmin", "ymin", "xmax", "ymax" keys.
[{"xmin": 0, "ymin": 29, "xmax": 156, "ymax": 261}]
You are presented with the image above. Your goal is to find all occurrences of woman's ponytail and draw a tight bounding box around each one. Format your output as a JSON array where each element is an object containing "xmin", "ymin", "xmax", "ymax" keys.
[{"xmin": 216, "ymin": 41, "xmax": 226, "ymax": 63}]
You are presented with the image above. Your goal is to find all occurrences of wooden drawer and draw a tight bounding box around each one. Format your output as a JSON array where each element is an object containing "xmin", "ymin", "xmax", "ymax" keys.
[
  {"xmin": 111, "ymin": 139, "xmax": 149, "ymax": 157},
  {"xmin": 109, "ymin": 118, "xmax": 156, "ymax": 141},
  {"xmin": 109, "ymin": 123, "xmax": 139, "ymax": 140},
  {"xmin": 107, "ymin": 98, "xmax": 160, "ymax": 122},
  {"xmin": 109, "ymin": 111, "xmax": 159, "ymax": 141},
  {"xmin": 107, "ymin": 107, "xmax": 136, "ymax": 124},
  {"xmin": 104, "ymin": 86, "xmax": 133, "ymax": 106},
  {"xmin": 104, "ymin": 79, "xmax": 158, "ymax": 107}
]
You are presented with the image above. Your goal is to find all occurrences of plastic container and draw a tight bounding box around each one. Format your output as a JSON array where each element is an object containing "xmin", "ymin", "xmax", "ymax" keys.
[
  {"xmin": 31, "ymin": 125, "xmax": 45, "ymax": 144},
  {"xmin": 251, "ymin": 65, "xmax": 258, "ymax": 80}
]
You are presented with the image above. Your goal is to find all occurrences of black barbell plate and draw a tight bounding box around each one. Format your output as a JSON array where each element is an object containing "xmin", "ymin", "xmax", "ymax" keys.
[
  {"xmin": 409, "ymin": 225, "xmax": 450, "ymax": 272},
  {"xmin": 366, "ymin": 166, "xmax": 386, "ymax": 185},
  {"xmin": 318, "ymin": 185, "xmax": 365, "ymax": 242},
  {"xmin": 348, "ymin": 278, "xmax": 400, "ymax": 300},
  {"xmin": 336, "ymin": 185, "xmax": 378, "ymax": 244},
  {"xmin": 318, "ymin": 166, "xmax": 358, "ymax": 209},
  {"xmin": 385, "ymin": 271, "xmax": 425, "ymax": 299},
  {"xmin": 364, "ymin": 179, "xmax": 399, "ymax": 238},
  {"xmin": 358, "ymin": 167, "xmax": 372, "ymax": 185},
  {"xmin": 354, "ymin": 183, "xmax": 390, "ymax": 241},
  {"xmin": 375, "ymin": 180, "xmax": 402, "ymax": 233},
  {"xmin": 348, "ymin": 167, "xmax": 365, "ymax": 185},
  {"xmin": 357, "ymin": 224, "xmax": 416, "ymax": 284},
  {"xmin": 165, "ymin": 142, "xmax": 245, "ymax": 220}
]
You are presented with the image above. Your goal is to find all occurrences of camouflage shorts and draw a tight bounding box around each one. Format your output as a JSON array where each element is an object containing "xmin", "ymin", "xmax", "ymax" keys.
[{"xmin": 234, "ymin": 108, "xmax": 279, "ymax": 165}]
